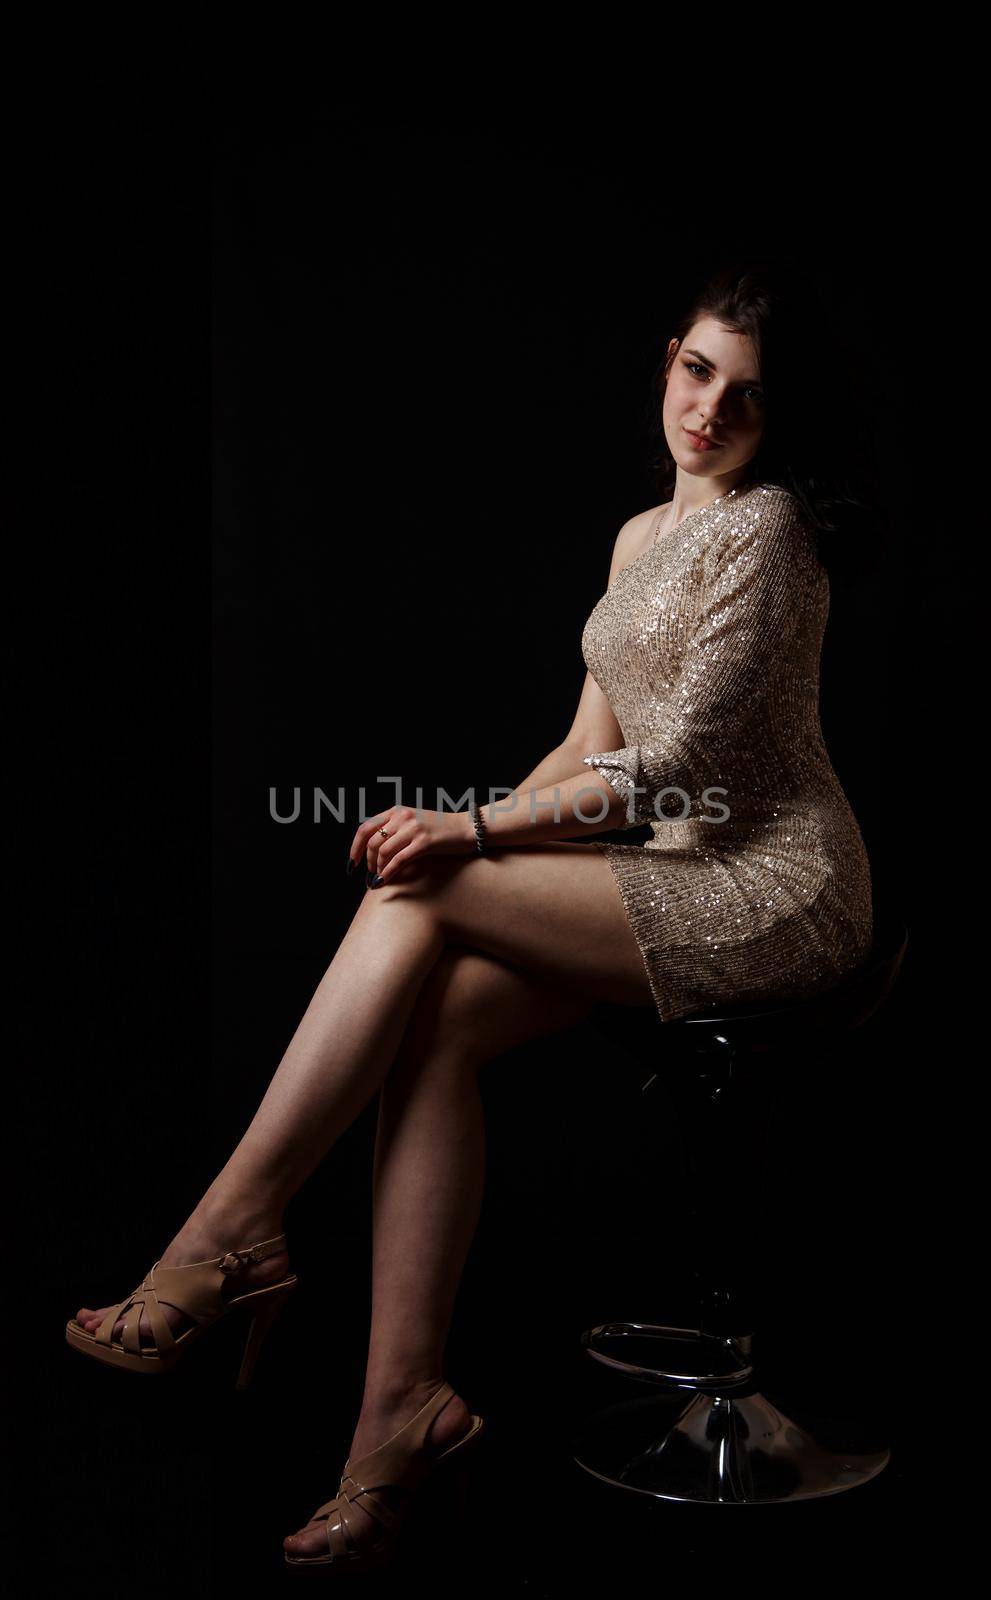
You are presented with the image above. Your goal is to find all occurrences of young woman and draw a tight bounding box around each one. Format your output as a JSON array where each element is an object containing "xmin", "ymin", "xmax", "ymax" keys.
[{"xmin": 65, "ymin": 263, "xmax": 875, "ymax": 1572}]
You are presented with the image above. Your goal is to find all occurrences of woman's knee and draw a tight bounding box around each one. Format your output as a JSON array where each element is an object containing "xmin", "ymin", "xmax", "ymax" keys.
[{"xmin": 364, "ymin": 853, "xmax": 465, "ymax": 904}]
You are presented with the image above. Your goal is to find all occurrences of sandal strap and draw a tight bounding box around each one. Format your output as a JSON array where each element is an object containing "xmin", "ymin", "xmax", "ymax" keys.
[
  {"xmin": 326, "ymin": 1479, "xmax": 402, "ymax": 1561},
  {"xmin": 140, "ymin": 1288, "xmax": 177, "ymax": 1355},
  {"xmin": 344, "ymin": 1380, "xmax": 456, "ymax": 1492},
  {"xmin": 311, "ymin": 1477, "xmax": 402, "ymax": 1563},
  {"xmin": 308, "ymin": 1382, "xmax": 458, "ymax": 1562},
  {"xmin": 93, "ymin": 1233, "xmax": 288, "ymax": 1355}
]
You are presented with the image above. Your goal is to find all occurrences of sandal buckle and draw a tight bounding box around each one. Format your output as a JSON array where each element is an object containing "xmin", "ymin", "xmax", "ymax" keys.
[{"xmin": 219, "ymin": 1252, "xmax": 243, "ymax": 1274}]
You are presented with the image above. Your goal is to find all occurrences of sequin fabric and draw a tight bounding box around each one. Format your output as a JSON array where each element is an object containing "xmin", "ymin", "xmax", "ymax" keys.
[{"xmin": 580, "ymin": 481, "xmax": 874, "ymax": 1023}]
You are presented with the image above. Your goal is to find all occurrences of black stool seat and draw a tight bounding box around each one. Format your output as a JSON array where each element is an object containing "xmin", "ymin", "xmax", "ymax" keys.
[{"xmin": 573, "ymin": 905, "xmax": 908, "ymax": 1505}]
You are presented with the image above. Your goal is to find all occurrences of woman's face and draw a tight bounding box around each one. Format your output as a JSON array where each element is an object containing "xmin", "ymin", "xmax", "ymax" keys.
[{"xmin": 661, "ymin": 316, "xmax": 766, "ymax": 483}]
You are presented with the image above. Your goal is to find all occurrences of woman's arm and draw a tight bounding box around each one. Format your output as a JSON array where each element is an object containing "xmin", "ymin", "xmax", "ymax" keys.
[
  {"xmin": 487, "ymin": 511, "xmax": 658, "ymax": 844},
  {"xmin": 497, "ymin": 682, "xmax": 635, "ymax": 844},
  {"xmin": 479, "ymin": 764, "xmax": 629, "ymax": 847},
  {"xmin": 510, "ymin": 738, "xmax": 598, "ymax": 799},
  {"xmin": 474, "ymin": 738, "xmax": 622, "ymax": 848}
]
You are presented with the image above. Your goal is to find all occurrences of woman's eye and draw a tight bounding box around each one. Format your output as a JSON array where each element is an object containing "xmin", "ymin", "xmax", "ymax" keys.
[{"xmin": 684, "ymin": 362, "xmax": 763, "ymax": 404}]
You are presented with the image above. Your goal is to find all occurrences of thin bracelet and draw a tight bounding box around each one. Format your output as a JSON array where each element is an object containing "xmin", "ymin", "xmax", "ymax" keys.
[{"xmin": 468, "ymin": 796, "xmax": 488, "ymax": 853}]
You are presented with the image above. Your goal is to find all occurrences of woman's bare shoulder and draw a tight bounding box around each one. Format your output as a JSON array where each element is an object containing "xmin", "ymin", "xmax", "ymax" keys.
[
  {"xmin": 623, "ymin": 502, "xmax": 669, "ymax": 541},
  {"xmin": 604, "ymin": 503, "xmax": 669, "ymax": 582}
]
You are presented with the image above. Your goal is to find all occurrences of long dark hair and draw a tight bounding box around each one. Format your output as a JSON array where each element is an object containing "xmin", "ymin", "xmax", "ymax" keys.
[{"xmin": 645, "ymin": 256, "xmax": 886, "ymax": 573}]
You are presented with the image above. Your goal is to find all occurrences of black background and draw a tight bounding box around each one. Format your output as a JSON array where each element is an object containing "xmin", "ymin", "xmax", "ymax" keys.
[{"xmin": 11, "ymin": 98, "xmax": 950, "ymax": 1594}]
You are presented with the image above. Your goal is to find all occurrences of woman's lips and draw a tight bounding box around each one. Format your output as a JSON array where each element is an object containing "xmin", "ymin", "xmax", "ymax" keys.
[{"xmin": 685, "ymin": 429, "xmax": 721, "ymax": 452}]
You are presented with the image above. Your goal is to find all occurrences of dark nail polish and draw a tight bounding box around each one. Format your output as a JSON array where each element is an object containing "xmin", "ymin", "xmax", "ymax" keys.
[{"xmin": 346, "ymin": 850, "xmax": 356, "ymax": 875}]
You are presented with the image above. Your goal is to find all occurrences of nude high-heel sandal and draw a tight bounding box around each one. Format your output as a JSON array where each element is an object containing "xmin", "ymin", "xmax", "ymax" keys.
[
  {"xmin": 64, "ymin": 1232, "xmax": 298, "ymax": 1390},
  {"xmin": 284, "ymin": 1379, "xmax": 486, "ymax": 1572}
]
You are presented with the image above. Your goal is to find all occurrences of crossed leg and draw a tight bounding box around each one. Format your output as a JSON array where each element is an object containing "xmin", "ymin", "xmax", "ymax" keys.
[
  {"xmin": 75, "ymin": 843, "xmax": 654, "ymax": 1408},
  {"xmin": 280, "ymin": 844, "xmax": 654, "ymax": 1555},
  {"xmin": 213, "ymin": 839, "xmax": 653, "ymax": 1218},
  {"xmin": 285, "ymin": 937, "xmax": 614, "ymax": 1556},
  {"xmin": 173, "ymin": 839, "xmax": 652, "ymax": 1222}
]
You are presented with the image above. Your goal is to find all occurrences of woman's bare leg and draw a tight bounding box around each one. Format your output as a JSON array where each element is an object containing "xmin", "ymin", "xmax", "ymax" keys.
[
  {"xmin": 76, "ymin": 843, "xmax": 652, "ymax": 1344},
  {"xmin": 284, "ymin": 945, "xmax": 596, "ymax": 1558},
  {"xmin": 363, "ymin": 947, "xmax": 595, "ymax": 1409},
  {"xmin": 76, "ymin": 889, "xmax": 446, "ymax": 1340}
]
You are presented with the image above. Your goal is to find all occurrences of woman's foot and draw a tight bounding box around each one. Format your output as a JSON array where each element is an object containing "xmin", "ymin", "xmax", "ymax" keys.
[
  {"xmin": 283, "ymin": 1382, "xmax": 473, "ymax": 1561},
  {"xmin": 73, "ymin": 1208, "xmax": 289, "ymax": 1348}
]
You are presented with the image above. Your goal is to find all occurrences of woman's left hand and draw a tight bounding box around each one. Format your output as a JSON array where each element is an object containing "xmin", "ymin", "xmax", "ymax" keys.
[{"xmin": 350, "ymin": 806, "xmax": 477, "ymax": 885}]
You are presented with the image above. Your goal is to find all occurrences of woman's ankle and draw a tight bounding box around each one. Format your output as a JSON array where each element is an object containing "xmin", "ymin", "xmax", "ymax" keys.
[
  {"xmin": 180, "ymin": 1195, "xmax": 286, "ymax": 1251},
  {"xmin": 193, "ymin": 1163, "xmax": 289, "ymax": 1230},
  {"xmin": 357, "ymin": 1372, "xmax": 447, "ymax": 1424}
]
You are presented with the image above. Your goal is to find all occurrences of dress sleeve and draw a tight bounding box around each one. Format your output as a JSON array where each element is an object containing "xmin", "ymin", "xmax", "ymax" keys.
[{"xmin": 581, "ymin": 488, "xmax": 820, "ymax": 826}]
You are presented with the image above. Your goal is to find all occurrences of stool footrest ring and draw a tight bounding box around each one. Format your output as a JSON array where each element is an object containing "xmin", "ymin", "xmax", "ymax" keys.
[{"xmin": 582, "ymin": 1320, "xmax": 754, "ymax": 1392}]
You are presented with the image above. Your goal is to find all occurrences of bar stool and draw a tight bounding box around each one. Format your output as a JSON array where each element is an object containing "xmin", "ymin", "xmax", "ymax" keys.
[{"xmin": 573, "ymin": 904, "xmax": 908, "ymax": 1505}]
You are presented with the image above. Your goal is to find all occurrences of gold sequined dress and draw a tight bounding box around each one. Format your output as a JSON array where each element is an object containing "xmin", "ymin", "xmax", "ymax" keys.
[{"xmin": 580, "ymin": 480, "xmax": 874, "ymax": 1023}]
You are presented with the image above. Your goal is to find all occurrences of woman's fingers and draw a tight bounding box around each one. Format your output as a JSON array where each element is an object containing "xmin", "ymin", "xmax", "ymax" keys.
[
  {"xmin": 351, "ymin": 808, "xmax": 420, "ymax": 877},
  {"xmin": 350, "ymin": 811, "xmax": 395, "ymax": 874},
  {"xmin": 373, "ymin": 829, "xmax": 426, "ymax": 884},
  {"xmin": 368, "ymin": 823, "xmax": 391, "ymax": 873}
]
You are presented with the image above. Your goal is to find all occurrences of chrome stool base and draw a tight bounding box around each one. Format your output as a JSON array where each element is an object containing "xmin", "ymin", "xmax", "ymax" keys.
[
  {"xmin": 573, "ymin": 1387, "xmax": 890, "ymax": 1505},
  {"xmin": 575, "ymin": 1321, "xmax": 889, "ymax": 1502}
]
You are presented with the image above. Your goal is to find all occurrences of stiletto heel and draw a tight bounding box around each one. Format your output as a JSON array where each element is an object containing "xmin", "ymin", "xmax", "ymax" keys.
[{"xmin": 235, "ymin": 1281, "xmax": 296, "ymax": 1391}]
